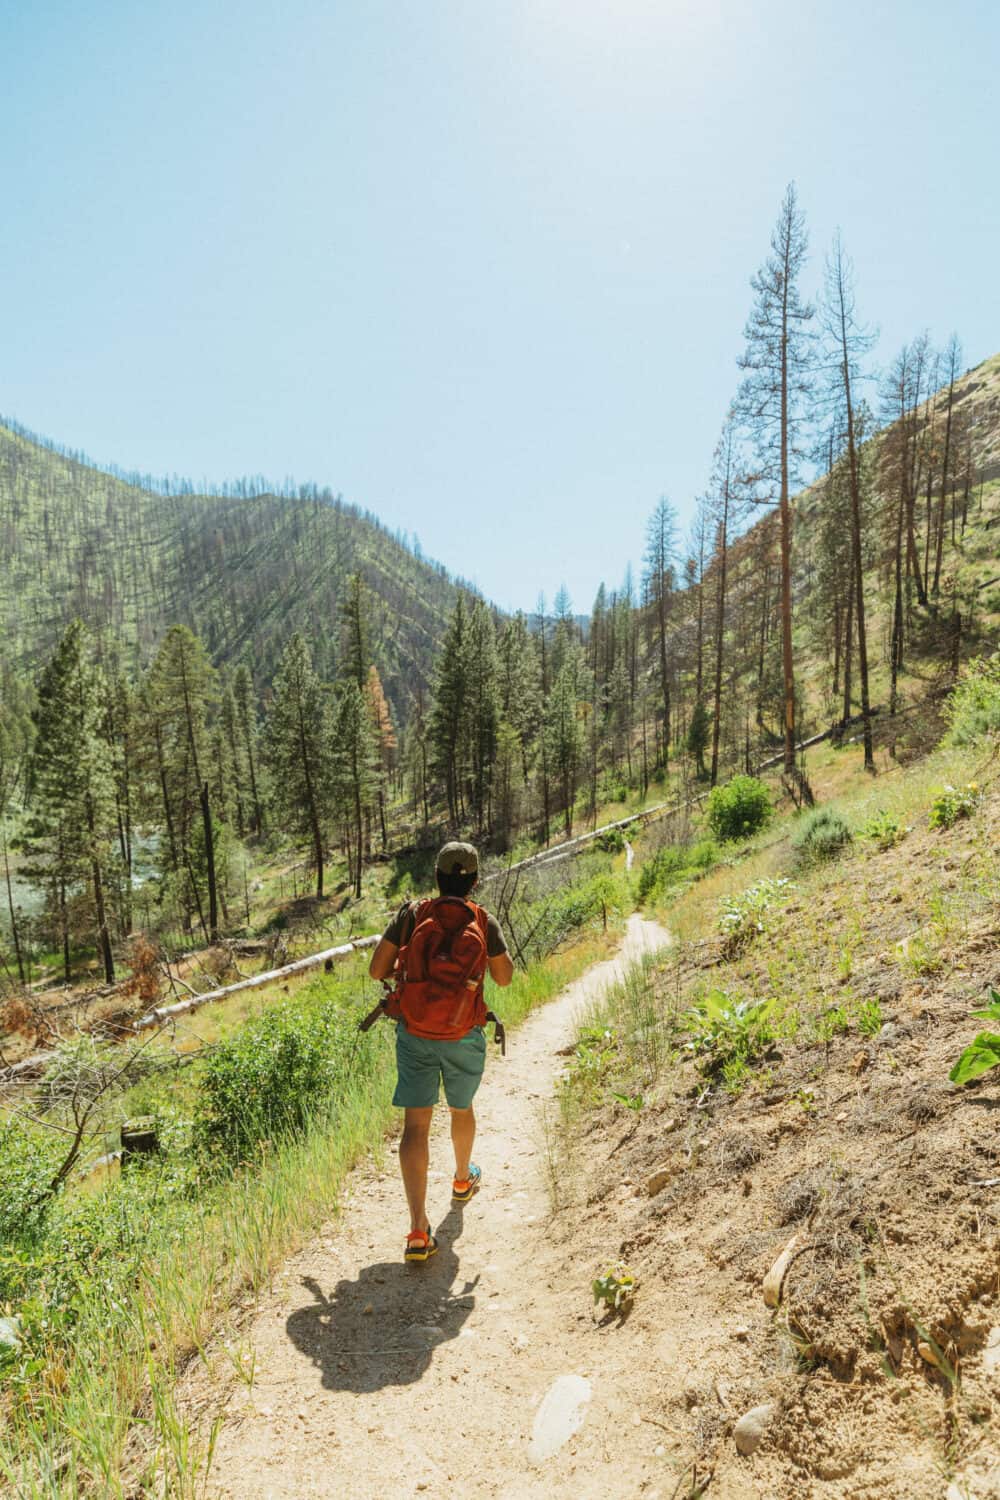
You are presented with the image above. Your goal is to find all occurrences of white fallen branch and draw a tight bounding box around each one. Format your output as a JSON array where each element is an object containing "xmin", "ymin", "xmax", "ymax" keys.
[{"xmin": 133, "ymin": 934, "xmax": 379, "ymax": 1031}]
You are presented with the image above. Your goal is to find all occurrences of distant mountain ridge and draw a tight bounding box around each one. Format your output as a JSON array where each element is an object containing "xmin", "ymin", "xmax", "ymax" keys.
[{"xmin": 0, "ymin": 421, "xmax": 477, "ymax": 720}]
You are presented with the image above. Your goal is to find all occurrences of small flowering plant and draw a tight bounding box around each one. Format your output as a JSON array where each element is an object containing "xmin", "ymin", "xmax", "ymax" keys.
[
  {"xmin": 717, "ymin": 877, "xmax": 794, "ymax": 953},
  {"xmin": 928, "ymin": 782, "xmax": 982, "ymax": 830}
]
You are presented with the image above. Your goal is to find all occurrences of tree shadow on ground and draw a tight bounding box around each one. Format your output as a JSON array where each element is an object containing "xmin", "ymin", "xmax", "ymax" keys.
[{"xmin": 284, "ymin": 1205, "xmax": 478, "ymax": 1393}]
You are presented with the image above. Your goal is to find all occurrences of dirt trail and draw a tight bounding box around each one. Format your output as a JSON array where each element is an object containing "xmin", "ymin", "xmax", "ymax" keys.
[{"xmin": 204, "ymin": 915, "xmax": 671, "ymax": 1500}]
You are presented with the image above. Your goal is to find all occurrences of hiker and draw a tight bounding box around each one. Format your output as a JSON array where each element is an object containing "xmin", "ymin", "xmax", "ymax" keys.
[{"xmin": 369, "ymin": 841, "xmax": 513, "ymax": 1263}]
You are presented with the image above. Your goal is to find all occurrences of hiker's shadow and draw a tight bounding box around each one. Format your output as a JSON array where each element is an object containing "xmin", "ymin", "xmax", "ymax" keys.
[{"xmin": 285, "ymin": 1206, "xmax": 478, "ymax": 1393}]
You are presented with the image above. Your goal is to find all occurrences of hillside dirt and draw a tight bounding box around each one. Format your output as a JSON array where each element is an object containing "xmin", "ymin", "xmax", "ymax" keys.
[{"xmin": 195, "ymin": 915, "xmax": 679, "ymax": 1500}]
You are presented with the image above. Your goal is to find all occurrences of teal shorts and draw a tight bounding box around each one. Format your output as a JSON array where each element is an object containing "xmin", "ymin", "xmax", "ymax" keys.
[{"xmin": 392, "ymin": 1024, "xmax": 487, "ymax": 1110}]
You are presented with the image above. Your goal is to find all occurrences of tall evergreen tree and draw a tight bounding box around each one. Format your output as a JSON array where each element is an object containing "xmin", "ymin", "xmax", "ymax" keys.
[
  {"xmin": 737, "ymin": 182, "xmax": 815, "ymax": 785},
  {"xmin": 643, "ymin": 497, "xmax": 678, "ymax": 766},
  {"xmin": 430, "ymin": 595, "xmax": 468, "ymax": 824},
  {"xmin": 463, "ymin": 600, "xmax": 500, "ymax": 830},
  {"xmin": 145, "ymin": 625, "xmax": 220, "ymax": 937},
  {"xmin": 24, "ymin": 622, "xmax": 118, "ymax": 982},
  {"xmin": 341, "ymin": 572, "xmax": 372, "ymax": 689},
  {"xmin": 820, "ymin": 233, "xmax": 876, "ymax": 771},
  {"xmin": 333, "ymin": 678, "xmax": 379, "ymax": 898},
  {"xmin": 232, "ymin": 664, "xmax": 265, "ymax": 835},
  {"xmin": 265, "ymin": 634, "xmax": 332, "ymax": 898},
  {"xmin": 545, "ymin": 656, "xmax": 584, "ymax": 836}
]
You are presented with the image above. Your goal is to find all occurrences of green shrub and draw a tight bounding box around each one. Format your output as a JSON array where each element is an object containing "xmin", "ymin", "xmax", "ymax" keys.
[
  {"xmin": 0, "ymin": 1122, "xmax": 61, "ymax": 1243},
  {"xmin": 196, "ymin": 993, "xmax": 361, "ymax": 1162},
  {"xmin": 792, "ymin": 807, "xmax": 853, "ymax": 866},
  {"xmin": 944, "ymin": 656, "xmax": 1000, "ymax": 745},
  {"xmin": 706, "ymin": 775, "xmax": 772, "ymax": 841},
  {"xmin": 928, "ymin": 782, "xmax": 982, "ymax": 830},
  {"xmin": 595, "ymin": 825, "xmax": 627, "ymax": 854},
  {"xmin": 637, "ymin": 839, "xmax": 719, "ymax": 903}
]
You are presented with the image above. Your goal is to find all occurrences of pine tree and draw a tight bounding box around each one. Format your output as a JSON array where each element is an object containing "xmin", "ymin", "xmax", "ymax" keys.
[
  {"xmin": 23, "ymin": 622, "xmax": 118, "ymax": 982},
  {"xmin": 365, "ymin": 665, "xmax": 396, "ymax": 846},
  {"xmin": 232, "ymin": 664, "xmax": 265, "ymax": 835},
  {"xmin": 463, "ymin": 600, "xmax": 500, "ymax": 830},
  {"xmin": 686, "ymin": 699, "xmax": 710, "ymax": 779},
  {"xmin": 430, "ymin": 595, "xmax": 468, "ymax": 824},
  {"xmin": 545, "ymin": 657, "xmax": 584, "ymax": 836},
  {"xmin": 644, "ymin": 498, "xmax": 678, "ymax": 767},
  {"xmin": 333, "ymin": 678, "xmax": 379, "ymax": 898},
  {"xmin": 820, "ymin": 233, "xmax": 876, "ymax": 771},
  {"xmin": 0, "ymin": 671, "xmax": 34, "ymax": 984},
  {"xmin": 265, "ymin": 634, "xmax": 333, "ymax": 898},
  {"xmin": 341, "ymin": 572, "xmax": 372, "ymax": 688},
  {"xmin": 145, "ymin": 625, "xmax": 220, "ymax": 937},
  {"xmin": 737, "ymin": 182, "xmax": 815, "ymax": 786}
]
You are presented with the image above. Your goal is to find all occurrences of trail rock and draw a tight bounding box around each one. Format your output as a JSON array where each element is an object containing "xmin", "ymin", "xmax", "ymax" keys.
[
  {"xmin": 404, "ymin": 1323, "xmax": 445, "ymax": 1348},
  {"xmin": 529, "ymin": 1374, "xmax": 592, "ymax": 1463},
  {"xmin": 763, "ymin": 1235, "xmax": 800, "ymax": 1308},
  {"xmin": 734, "ymin": 1402, "xmax": 774, "ymax": 1456},
  {"xmin": 645, "ymin": 1157, "xmax": 681, "ymax": 1196},
  {"xmin": 982, "ymin": 1327, "xmax": 1000, "ymax": 1374}
]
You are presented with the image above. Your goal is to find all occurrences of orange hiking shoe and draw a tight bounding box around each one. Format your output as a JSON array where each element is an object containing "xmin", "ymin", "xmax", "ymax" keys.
[
  {"xmin": 452, "ymin": 1164, "xmax": 482, "ymax": 1204},
  {"xmin": 404, "ymin": 1227, "xmax": 438, "ymax": 1264}
]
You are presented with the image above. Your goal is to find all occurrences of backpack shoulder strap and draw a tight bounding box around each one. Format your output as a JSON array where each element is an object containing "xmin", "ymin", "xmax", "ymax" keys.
[
  {"xmin": 399, "ymin": 898, "xmax": 431, "ymax": 948},
  {"xmin": 467, "ymin": 901, "xmax": 490, "ymax": 939}
]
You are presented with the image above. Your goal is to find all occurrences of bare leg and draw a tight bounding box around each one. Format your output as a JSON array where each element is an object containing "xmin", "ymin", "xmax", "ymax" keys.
[
  {"xmin": 450, "ymin": 1106, "xmax": 476, "ymax": 1182},
  {"xmin": 399, "ymin": 1107, "xmax": 434, "ymax": 1233}
]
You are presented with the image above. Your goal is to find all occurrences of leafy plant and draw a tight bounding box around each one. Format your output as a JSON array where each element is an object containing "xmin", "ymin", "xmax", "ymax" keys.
[
  {"xmin": 792, "ymin": 807, "xmax": 853, "ymax": 866},
  {"xmin": 595, "ymin": 822, "xmax": 637, "ymax": 855},
  {"xmin": 944, "ymin": 655, "xmax": 1000, "ymax": 746},
  {"xmin": 0, "ymin": 1121, "xmax": 62, "ymax": 1241},
  {"xmin": 856, "ymin": 998, "xmax": 883, "ymax": 1038},
  {"xmin": 928, "ymin": 782, "xmax": 982, "ymax": 830},
  {"xmin": 718, "ymin": 877, "xmax": 794, "ymax": 953},
  {"xmin": 610, "ymin": 1091, "xmax": 644, "ymax": 1112},
  {"xmin": 561, "ymin": 1025, "xmax": 619, "ymax": 1104},
  {"xmin": 949, "ymin": 990, "xmax": 1000, "ymax": 1086},
  {"xmin": 592, "ymin": 1262, "xmax": 636, "ymax": 1312},
  {"xmin": 196, "ymin": 994, "xmax": 364, "ymax": 1161},
  {"xmin": 706, "ymin": 775, "xmax": 773, "ymax": 842},
  {"xmin": 815, "ymin": 1004, "xmax": 850, "ymax": 1045},
  {"xmin": 860, "ymin": 809, "xmax": 909, "ymax": 851},
  {"xmin": 682, "ymin": 990, "xmax": 777, "ymax": 1087}
]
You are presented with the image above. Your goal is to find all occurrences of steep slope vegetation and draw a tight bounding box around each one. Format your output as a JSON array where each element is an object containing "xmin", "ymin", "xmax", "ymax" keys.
[{"xmin": 0, "ymin": 422, "xmax": 467, "ymax": 718}]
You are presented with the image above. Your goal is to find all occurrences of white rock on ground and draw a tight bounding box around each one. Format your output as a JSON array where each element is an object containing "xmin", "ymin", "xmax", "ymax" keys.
[
  {"xmin": 734, "ymin": 1403, "xmax": 775, "ymax": 1456},
  {"xmin": 529, "ymin": 1374, "xmax": 592, "ymax": 1464}
]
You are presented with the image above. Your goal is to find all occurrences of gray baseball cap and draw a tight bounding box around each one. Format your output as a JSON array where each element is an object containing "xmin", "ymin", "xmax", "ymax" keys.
[{"xmin": 435, "ymin": 841, "xmax": 479, "ymax": 876}]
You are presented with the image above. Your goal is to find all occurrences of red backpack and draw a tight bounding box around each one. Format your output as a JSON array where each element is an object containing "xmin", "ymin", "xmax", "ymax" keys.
[{"xmin": 386, "ymin": 897, "xmax": 490, "ymax": 1040}]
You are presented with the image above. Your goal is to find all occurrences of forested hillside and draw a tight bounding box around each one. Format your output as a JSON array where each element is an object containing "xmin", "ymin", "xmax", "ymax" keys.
[
  {"xmin": 2, "ymin": 189, "xmax": 999, "ymax": 997},
  {"xmin": 0, "ymin": 421, "xmax": 466, "ymax": 719}
]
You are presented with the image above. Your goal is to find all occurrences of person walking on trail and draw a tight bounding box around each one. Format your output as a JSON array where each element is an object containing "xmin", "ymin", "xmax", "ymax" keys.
[{"xmin": 369, "ymin": 841, "xmax": 513, "ymax": 1264}]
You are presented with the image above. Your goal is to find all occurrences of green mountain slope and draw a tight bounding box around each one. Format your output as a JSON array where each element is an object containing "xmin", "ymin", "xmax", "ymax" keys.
[{"xmin": 0, "ymin": 423, "xmax": 468, "ymax": 719}]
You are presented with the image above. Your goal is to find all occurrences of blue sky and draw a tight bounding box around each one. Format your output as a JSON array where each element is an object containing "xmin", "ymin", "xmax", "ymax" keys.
[{"xmin": 4, "ymin": 0, "xmax": 998, "ymax": 613}]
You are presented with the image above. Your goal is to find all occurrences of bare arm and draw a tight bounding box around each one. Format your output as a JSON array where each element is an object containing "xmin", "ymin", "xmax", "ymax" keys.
[
  {"xmin": 368, "ymin": 937, "xmax": 399, "ymax": 982},
  {"xmin": 487, "ymin": 951, "xmax": 514, "ymax": 987}
]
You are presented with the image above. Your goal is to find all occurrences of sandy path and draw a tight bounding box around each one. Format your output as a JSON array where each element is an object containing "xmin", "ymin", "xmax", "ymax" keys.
[{"xmin": 205, "ymin": 915, "xmax": 670, "ymax": 1500}]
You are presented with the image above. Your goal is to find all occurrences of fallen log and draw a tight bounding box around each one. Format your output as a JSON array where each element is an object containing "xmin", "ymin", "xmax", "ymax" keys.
[{"xmin": 133, "ymin": 934, "xmax": 379, "ymax": 1031}]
